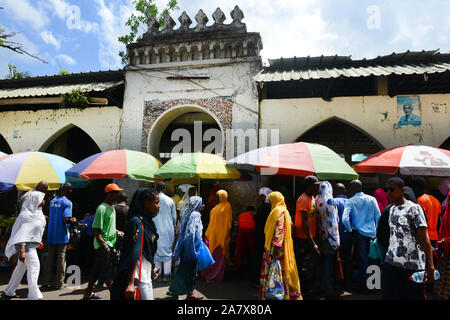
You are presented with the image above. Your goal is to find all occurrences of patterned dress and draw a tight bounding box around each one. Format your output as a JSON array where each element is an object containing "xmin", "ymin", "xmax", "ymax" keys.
[
  {"xmin": 259, "ymin": 211, "xmax": 302, "ymax": 300},
  {"xmin": 433, "ymin": 255, "xmax": 450, "ymax": 300}
]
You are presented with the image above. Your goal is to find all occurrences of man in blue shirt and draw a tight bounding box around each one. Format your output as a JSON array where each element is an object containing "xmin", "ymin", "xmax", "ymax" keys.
[
  {"xmin": 333, "ymin": 183, "xmax": 353, "ymax": 291},
  {"xmin": 41, "ymin": 183, "xmax": 77, "ymax": 290},
  {"xmin": 342, "ymin": 180, "xmax": 381, "ymax": 293}
]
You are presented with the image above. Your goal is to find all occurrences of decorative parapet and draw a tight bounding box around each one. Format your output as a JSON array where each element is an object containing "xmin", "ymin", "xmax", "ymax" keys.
[{"xmin": 127, "ymin": 6, "xmax": 263, "ymax": 66}]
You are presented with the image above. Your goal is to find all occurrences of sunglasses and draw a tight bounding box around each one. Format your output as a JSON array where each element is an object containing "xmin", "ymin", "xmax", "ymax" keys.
[{"xmin": 384, "ymin": 187, "xmax": 398, "ymax": 193}]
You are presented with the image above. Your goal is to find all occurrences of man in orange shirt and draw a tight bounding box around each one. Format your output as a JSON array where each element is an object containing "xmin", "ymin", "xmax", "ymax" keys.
[
  {"xmin": 294, "ymin": 175, "xmax": 321, "ymax": 298},
  {"xmin": 414, "ymin": 177, "xmax": 442, "ymax": 247}
]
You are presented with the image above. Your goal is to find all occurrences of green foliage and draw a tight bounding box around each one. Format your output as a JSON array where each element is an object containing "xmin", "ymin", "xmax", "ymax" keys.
[
  {"xmin": 6, "ymin": 64, "xmax": 30, "ymax": 79},
  {"xmin": 0, "ymin": 216, "xmax": 16, "ymax": 229},
  {"xmin": 118, "ymin": 0, "xmax": 179, "ymax": 65},
  {"xmin": 0, "ymin": 27, "xmax": 6, "ymax": 47},
  {"xmin": 62, "ymin": 88, "xmax": 89, "ymax": 109}
]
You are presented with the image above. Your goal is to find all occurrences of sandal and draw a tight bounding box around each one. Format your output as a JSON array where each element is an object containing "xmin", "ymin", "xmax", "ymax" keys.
[
  {"xmin": 1, "ymin": 292, "xmax": 19, "ymax": 299},
  {"xmin": 186, "ymin": 293, "xmax": 204, "ymax": 300},
  {"xmin": 83, "ymin": 293, "xmax": 102, "ymax": 300}
]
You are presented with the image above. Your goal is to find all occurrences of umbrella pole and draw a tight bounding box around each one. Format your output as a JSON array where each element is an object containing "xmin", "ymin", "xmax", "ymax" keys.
[
  {"xmin": 198, "ymin": 176, "xmax": 201, "ymax": 195},
  {"xmin": 293, "ymin": 176, "xmax": 296, "ymax": 198}
]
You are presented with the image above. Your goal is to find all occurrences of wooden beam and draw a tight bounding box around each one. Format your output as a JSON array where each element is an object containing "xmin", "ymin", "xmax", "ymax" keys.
[
  {"xmin": 0, "ymin": 97, "xmax": 108, "ymax": 106},
  {"xmin": 376, "ymin": 76, "xmax": 389, "ymax": 95},
  {"xmin": 0, "ymin": 97, "xmax": 61, "ymax": 105}
]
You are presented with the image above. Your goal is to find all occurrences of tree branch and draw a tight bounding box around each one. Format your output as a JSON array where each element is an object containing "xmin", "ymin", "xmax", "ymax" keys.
[{"xmin": 1, "ymin": 42, "xmax": 48, "ymax": 64}]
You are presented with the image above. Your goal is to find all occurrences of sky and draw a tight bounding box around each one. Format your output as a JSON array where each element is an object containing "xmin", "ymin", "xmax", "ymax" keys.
[{"xmin": 1, "ymin": 0, "xmax": 450, "ymax": 78}]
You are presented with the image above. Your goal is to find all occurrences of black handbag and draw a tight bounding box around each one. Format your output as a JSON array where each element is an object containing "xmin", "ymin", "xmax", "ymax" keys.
[
  {"xmin": 70, "ymin": 222, "xmax": 83, "ymax": 246},
  {"xmin": 109, "ymin": 247, "xmax": 121, "ymax": 266}
]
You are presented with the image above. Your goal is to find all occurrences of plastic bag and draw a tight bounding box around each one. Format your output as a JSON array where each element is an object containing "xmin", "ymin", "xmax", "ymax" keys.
[
  {"xmin": 368, "ymin": 238, "xmax": 385, "ymax": 265},
  {"xmin": 196, "ymin": 241, "xmax": 215, "ymax": 271},
  {"xmin": 265, "ymin": 259, "xmax": 285, "ymax": 300}
]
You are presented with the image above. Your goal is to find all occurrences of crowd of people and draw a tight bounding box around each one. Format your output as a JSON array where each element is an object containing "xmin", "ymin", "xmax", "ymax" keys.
[{"xmin": 1, "ymin": 175, "xmax": 449, "ymax": 301}]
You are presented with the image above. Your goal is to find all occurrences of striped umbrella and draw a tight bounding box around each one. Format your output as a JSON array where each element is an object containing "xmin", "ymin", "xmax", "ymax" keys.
[
  {"xmin": 65, "ymin": 149, "xmax": 162, "ymax": 181},
  {"xmin": 354, "ymin": 145, "xmax": 450, "ymax": 176},
  {"xmin": 154, "ymin": 153, "xmax": 241, "ymax": 181},
  {"xmin": 0, "ymin": 152, "xmax": 74, "ymax": 191},
  {"xmin": 227, "ymin": 142, "xmax": 358, "ymax": 180}
]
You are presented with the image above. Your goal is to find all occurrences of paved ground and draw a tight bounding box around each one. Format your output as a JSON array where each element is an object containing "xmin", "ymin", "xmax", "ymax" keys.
[{"xmin": 0, "ymin": 267, "xmax": 380, "ymax": 301}]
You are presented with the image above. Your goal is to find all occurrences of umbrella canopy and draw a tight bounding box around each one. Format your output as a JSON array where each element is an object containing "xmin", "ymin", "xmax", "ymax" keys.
[
  {"xmin": 227, "ymin": 142, "xmax": 358, "ymax": 180},
  {"xmin": 354, "ymin": 145, "xmax": 450, "ymax": 177},
  {"xmin": 66, "ymin": 149, "xmax": 162, "ymax": 181},
  {"xmin": 0, "ymin": 152, "xmax": 74, "ymax": 191},
  {"xmin": 154, "ymin": 153, "xmax": 241, "ymax": 180}
]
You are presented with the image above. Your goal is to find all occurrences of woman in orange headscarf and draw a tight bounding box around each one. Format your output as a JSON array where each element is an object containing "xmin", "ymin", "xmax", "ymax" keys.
[
  {"xmin": 259, "ymin": 191, "xmax": 302, "ymax": 300},
  {"xmin": 200, "ymin": 190, "xmax": 232, "ymax": 281}
]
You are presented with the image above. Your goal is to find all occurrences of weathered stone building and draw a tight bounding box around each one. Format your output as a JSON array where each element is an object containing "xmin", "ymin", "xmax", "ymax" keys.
[{"xmin": 1, "ymin": 6, "xmax": 449, "ymax": 215}]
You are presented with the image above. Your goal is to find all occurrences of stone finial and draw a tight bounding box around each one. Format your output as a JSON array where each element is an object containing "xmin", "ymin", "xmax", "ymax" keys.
[
  {"xmin": 194, "ymin": 9, "xmax": 209, "ymax": 31},
  {"xmin": 212, "ymin": 7, "xmax": 226, "ymax": 25},
  {"xmin": 231, "ymin": 5, "xmax": 245, "ymax": 28},
  {"xmin": 147, "ymin": 16, "xmax": 160, "ymax": 35},
  {"xmin": 178, "ymin": 11, "xmax": 192, "ymax": 31},
  {"xmin": 161, "ymin": 14, "xmax": 176, "ymax": 33}
]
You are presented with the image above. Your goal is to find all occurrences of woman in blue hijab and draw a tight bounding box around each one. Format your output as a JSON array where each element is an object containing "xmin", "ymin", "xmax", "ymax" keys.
[
  {"xmin": 168, "ymin": 196, "xmax": 214, "ymax": 300},
  {"xmin": 110, "ymin": 188, "xmax": 160, "ymax": 300}
]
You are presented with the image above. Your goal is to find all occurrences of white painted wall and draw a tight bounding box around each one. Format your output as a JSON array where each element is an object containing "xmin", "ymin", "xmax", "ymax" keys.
[
  {"xmin": 0, "ymin": 107, "xmax": 123, "ymax": 153},
  {"xmin": 260, "ymin": 94, "xmax": 450, "ymax": 148},
  {"xmin": 120, "ymin": 57, "xmax": 261, "ymax": 154}
]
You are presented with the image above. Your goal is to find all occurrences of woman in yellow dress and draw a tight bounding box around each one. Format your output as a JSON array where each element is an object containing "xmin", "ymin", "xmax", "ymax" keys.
[
  {"xmin": 259, "ymin": 191, "xmax": 302, "ymax": 300},
  {"xmin": 200, "ymin": 190, "xmax": 232, "ymax": 281}
]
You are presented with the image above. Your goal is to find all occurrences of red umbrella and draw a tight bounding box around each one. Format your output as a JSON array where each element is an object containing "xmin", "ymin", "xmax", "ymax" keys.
[{"xmin": 354, "ymin": 145, "xmax": 450, "ymax": 176}]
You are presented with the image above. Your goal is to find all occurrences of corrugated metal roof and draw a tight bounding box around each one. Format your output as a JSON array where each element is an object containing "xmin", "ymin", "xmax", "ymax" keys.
[
  {"xmin": 0, "ymin": 81, "xmax": 123, "ymax": 99},
  {"xmin": 255, "ymin": 62, "xmax": 450, "ymax": 82}
]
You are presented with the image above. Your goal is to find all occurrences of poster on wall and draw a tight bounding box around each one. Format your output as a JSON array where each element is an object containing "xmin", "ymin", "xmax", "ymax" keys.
[{"xmin": 395, "ymin": 96, "xmax": 421, "ymax": 128}]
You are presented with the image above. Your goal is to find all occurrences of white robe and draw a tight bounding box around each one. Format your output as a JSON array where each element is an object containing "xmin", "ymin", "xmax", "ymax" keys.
[
  {"xmin": 4, "ymin": 191, "xmax": 46, "ymax": 300},
  {"xmin": 153, "ymin": 192, "xmax": 177, "ymax": 262},
  {"xmin": 6, "ymin": 191, "xmax": 46, "ymax": 259}
]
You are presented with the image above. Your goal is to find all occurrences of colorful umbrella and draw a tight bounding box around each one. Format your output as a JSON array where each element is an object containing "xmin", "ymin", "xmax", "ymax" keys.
[
  {"xmin": 227, "ymin": 142, "xmax": 358, "ymax": 180},
  {"xmin": 354, "ymin": 145, "xmax": 450, "ymax": 177},
  {"xmin": 0, "ymin": 152, "xmax": 74, "ymax": 191},
  {"xmin": 65, "ymin": 149, "xmax": 162, "ymax": 181},
  {"xmin": 154, "ymin": 153, "xmax": 241, "ymax": 181}
]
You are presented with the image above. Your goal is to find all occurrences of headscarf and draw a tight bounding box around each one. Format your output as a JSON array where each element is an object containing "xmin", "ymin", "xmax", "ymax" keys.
[
  {"xmin": 259, "ymin": 187, "xmax": 273, "ymax": 203},
  {"xmin": 179, "ymin": 185, "xmax": 196, "ymax": 219},
  {"xmin": 403, "ymin": 186, "xmax": 417, "ymax": 203},
  {"xmin": 173, "ymin": 196, "xmax": 203, "ymax": 262},
  {"xmin": 118, "ymin": 188, "xmax": 159, "ymax": 268},
  {"xmin": 315, "ymin": 181, "xmax": 340, "ymax": 250},
  {"xmin": 439, "ymin": 192, "xmax": 450, "ymax": 244},
  {"xmin": 264, "ymin": 192, "xmax": 300, "ymax": 292},
  {"xmin": 205, "ymin": 190, "xmax": 232, "ymax": 259},
  {"xmin": 374, "ymin": 188, "xmax": 389, "ymax": 212},
  {"xmin": 5, "ymin": 191, "xmax": 46, "ymax": 259},
  {"xmin": 440, "ymin": 179, "xmax": 450, "ymax": 212}
]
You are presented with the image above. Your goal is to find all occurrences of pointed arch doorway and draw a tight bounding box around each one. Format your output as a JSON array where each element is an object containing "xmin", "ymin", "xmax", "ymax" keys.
[
  {"xmin": 40, "ymin": 125, "xmax": 101, "ymax": 163},
  {"xmin": 0, "ymin": 133, "xmax": 13, "ymax": 154},
  {"xmin": 296, "ymin": 118, "xmax": 384, "ymax": 165}
]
